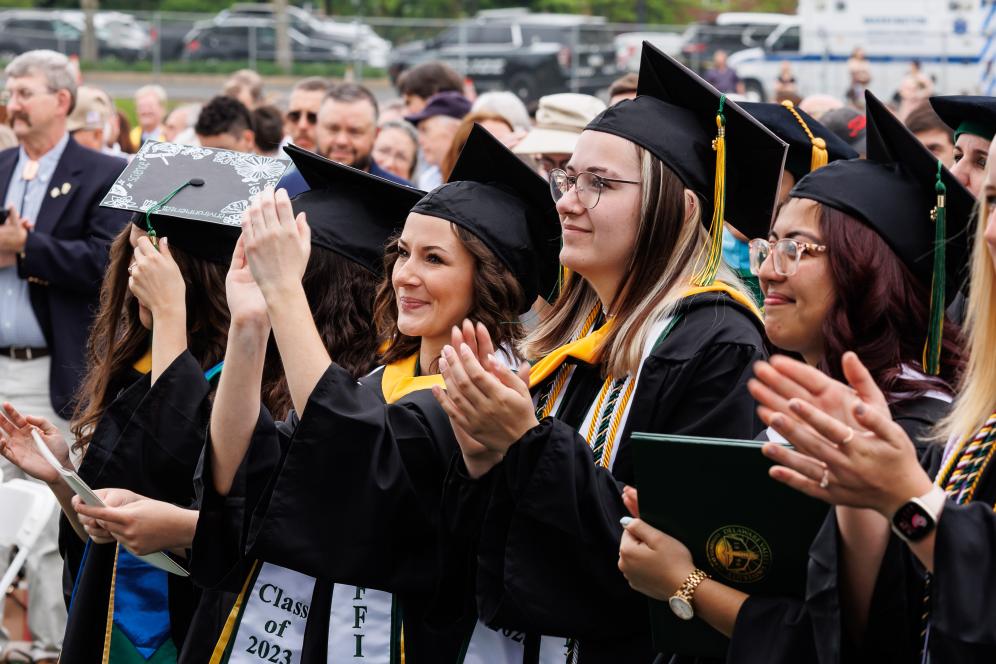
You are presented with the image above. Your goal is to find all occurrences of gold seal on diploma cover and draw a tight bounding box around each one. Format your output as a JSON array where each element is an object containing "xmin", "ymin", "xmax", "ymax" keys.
[{"xmin": 705, "ymin": 525, "xmax": 772, "ymax": 583}]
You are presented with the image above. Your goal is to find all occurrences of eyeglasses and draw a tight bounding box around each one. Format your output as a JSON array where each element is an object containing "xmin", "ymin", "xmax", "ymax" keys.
[
  {"xmin": 548, "ymin": 168, "xmax": 640, "ymax": 209},
  {"xmin": 538, "ymin": 155, "xmax": 571, "ymax": 173},
  {"xmin": 286, "ymin": 110, "xmax": 318, "ymax": 125},
  {"xmin": 1, "ymin": 87, "xmax": 55, "ymax": 105},
  {"xmin": 748, "ymin": 238, "xmax": 827, "ymax": 277}
]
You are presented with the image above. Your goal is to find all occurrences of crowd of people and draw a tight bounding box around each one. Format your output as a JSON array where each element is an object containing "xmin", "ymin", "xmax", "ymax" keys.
[{"xmin": 0, "ymin": 40, "xmax": 994, "ymax": 664}]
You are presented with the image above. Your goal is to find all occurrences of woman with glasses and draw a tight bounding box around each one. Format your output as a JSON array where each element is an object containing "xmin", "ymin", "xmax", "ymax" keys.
[
  {"xmin": 429, "ymin": 46, "xmax": 786, "ymax": 661},
  {"xmin": 617, "ymin": 92, "xmax": 973, "ymax": 663}
]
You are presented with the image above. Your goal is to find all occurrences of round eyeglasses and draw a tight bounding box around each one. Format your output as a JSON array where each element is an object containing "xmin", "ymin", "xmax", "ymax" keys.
[
  {"xmin": 548, "ymin": 168, "xmax": 640, "ymax": 209},
  {"xmin": 748, "ymin": 238, "xmax": 827, "ymax": 277}
]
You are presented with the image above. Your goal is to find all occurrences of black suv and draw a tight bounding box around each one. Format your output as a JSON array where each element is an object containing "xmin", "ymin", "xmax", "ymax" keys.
[
  {"xmin": 389, "ymin": 11, "xmax": 619, "ymax": 103},
  {"xmin": 182, "ymin": 17, "xmax": 349, "ymax": 62}
]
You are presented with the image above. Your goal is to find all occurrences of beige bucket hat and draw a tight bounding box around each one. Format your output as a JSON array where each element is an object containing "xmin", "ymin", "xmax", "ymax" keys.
[{"xmin": 513, "ymin": 93, "xmax": 607, "ymax": 156}]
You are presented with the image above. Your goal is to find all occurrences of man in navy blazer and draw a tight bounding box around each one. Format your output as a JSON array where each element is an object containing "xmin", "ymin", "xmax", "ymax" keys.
[{"xmin": 0, "ymin": 50, "xmax": 128, "ymax": 661}]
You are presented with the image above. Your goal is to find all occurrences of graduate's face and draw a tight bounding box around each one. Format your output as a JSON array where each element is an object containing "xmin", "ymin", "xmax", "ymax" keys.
[
  {"xmin": 556, "ymin": 130, "xmax": 642, "ymax": 301},
  {"xmin": 758, "ymin": 198, "xmax": 833, "ymax": 365},
  {"xmin": 951, "ymin": 133, "xmax": 990, "ymax": 198},
  {"xmin": 982, "ymin": 140, "xmax": 996, "ymax": 272},
  {"xmin": 128, "ymin": 223, "xmax": 153, "ymax": 330},
  {"xmin": 393, "ymin": 213, "xmax": 476, "ymax": 342}
]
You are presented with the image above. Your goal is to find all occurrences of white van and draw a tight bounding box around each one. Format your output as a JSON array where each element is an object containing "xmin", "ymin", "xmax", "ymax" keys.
[{"xmin": 728, "ymin": 0, "xmax": 992, "ymax": 101}]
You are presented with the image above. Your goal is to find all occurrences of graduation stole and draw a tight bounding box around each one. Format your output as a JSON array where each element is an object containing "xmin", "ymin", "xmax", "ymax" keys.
[
  {"xmin": 101, "ymin": 546, "xmax": 178, "ymax": 664},
  {"xmin": 211, "ymin": 357, "xmax": 439, "ymax": 664},
  {"xmin": 530, "ymin": 282, "xmax": 762, "ymax": 469}
]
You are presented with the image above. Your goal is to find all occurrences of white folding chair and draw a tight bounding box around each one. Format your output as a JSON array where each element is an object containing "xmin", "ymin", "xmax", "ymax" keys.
[{"xmin": 0, "ymin": 479, "xmax": 58, "ymax": 596}]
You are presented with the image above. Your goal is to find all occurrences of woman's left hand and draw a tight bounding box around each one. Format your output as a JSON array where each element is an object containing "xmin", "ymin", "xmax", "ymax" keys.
[
  {"xmin": 762, "ymin": 381, "xmax": 933, "ymax": 517},
  {"xmin": 433, "ymin": 320, "xmax": 539, "ymax": 454},
  {"xmin": 128, "ymin": 235, "xmax": 186, "ymax": 321},
  {"xmin": 74, "ymin": 493, "xmax": 198, "ymax": 555},
  {"xmin": 619, "ymin": 516, "xmax": 695, "ymax": 601},
  {"xmin": 242, "ymin": 187, "xmax": 311, "ymax": 300}
]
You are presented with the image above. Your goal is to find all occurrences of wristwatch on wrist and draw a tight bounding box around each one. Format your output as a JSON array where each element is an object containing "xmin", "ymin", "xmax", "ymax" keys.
[
  {"xmin": 668, "ymin": 568, "xmax": 709, "ymax": 620},
  {"xmin": 891, "ymin": 484, "xmax": 946, "ymax": 543}
]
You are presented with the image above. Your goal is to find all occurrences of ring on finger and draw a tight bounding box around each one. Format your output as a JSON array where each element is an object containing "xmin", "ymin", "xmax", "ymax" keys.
[
  {"xmin": 819, "ymin": 469, "xmax": 830, "ymax": 489},
  {"xmin": 841, "ymin": 426, "xmax": 855, "ymax": 445},
  {"xmin": 127, "ymin": 263, "xmax": 136, "ymax": 275}
]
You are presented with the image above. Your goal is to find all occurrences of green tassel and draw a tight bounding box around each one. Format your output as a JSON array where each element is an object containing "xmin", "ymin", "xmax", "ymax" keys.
[
  {"xmin": 143, "ymin": 178, "xmax": 205, "ymax": 249},
  {"xmin": 923, "ymin": 160, "xmax": 946, "ymax": 376}
]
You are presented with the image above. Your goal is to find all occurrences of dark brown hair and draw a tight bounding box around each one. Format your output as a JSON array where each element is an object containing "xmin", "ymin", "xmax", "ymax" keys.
[
  {"xmin": 71, "ymin": 223, "xmax": 230, "ymax": 452},
  {"xmin": 261, "ymin": 247, "xmax": 381, "ymax": 419},
  {"xmin": 904, "ymin": 101, "xmax": 953, "ymax": 140},
  {"xmin": 816, "ymin": 204, "xmax": 964, "ymax": 400},
  {"xmin": 373, "ymin": 224, "xmax": 525, "ymax": 372},
  {"xmin": 116, "ymin": 110, "xmax": 136, "ymax": 154},
  {"xmin": 397, "ymin": 61, "xmax": 464, "ymax": 100}
]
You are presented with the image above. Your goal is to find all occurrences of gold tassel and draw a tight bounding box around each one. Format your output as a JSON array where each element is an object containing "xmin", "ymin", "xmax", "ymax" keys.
[
  {"xmin": 781, "ymin": 100, "xmax": 828, "ymax": 173},
  {"xmin": 693, "ymin": 96, "xmax": 728, "ymax": 287}
]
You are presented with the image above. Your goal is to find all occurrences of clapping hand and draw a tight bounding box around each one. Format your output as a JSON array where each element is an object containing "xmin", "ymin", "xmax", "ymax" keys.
[
  {"xmin": 0, "ymin": 402, "xmax": 71, "ymax": 485},
  {"xmin": 241, "ymin": 187, "xmax": 311, "ymax": 301}
]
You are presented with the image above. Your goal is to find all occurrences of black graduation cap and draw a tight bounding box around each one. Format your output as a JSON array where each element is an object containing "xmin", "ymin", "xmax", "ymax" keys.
[
  {"xmin": 100, "ymin": 140, "xmax": 290, "ymax": 264},
  {"xmin": 740, "ymin": 101, "xmax": 858, "ymax": 180},
  {"xmin": 930, "ymin": 95, "xmax": 996, "ymax": 143},
  {"xmin": 284, "ymin": 144, "xmax": 425, "ymax": 276},
  {"xmin": 584, "ymin": 43, "xmax": 786, "ymax": 285},
  {"xmin": 410, "ymin": 124, "xmax": 562, "ymax": 311},
  {"xmin": 791, "ymin": 90, "xmax": 974, "ymax": 374}
]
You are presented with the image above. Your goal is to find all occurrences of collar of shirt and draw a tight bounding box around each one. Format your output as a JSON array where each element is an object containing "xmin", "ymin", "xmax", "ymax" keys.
[{"xmin": 16, "ymin": 132, "xmax": 70, "ymax": 184}]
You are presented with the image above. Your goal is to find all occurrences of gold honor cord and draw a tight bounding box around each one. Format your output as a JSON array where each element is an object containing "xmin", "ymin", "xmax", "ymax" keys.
[{"xmin": 780, "ymin": 100, "xmax": 829, "ymax": 172}]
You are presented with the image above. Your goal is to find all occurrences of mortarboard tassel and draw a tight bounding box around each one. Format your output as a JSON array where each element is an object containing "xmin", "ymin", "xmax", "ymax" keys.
[
  {"xmin": 923, "ymin": 160, "xmax": 946, "ymax": 376},
  {"xmin": 780, "ymin": 100, "xmax": 828, "ymax": 172},
  {"xmin": 693, "ymin": 95, "xmax": 728, "ymax": 287},
  {"xmin": 143, "ymin": 177, "xmax": 205, "ymax": 248}
]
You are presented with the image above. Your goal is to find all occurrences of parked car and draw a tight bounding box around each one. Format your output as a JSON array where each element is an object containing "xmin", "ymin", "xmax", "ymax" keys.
[
  {"xmin": 615, "ymin": 30, "xmax": 687, "ymax": 72},
  {"xmin": 60, "ymin": 11, "xmax": 151, "ymax": 62},
  {"xmin": 680, "ymin": 12, "xmax": 794, "ymax": 72},
  {"xmin": 183, "ymin": 17, "xmax": 349, "ymax": 63},
  {"xmin": 389, "ymin": 10, "xmax": 619, "ymax": 103},
  {"xmin": 219, "ymin": 3, "xmax": 390, "ymax": 67}
]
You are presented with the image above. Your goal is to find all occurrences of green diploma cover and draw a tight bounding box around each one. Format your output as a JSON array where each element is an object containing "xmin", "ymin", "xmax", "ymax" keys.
[{"xmin": 632, "ymin": 433, "xmax": 829, "ymax": 657}]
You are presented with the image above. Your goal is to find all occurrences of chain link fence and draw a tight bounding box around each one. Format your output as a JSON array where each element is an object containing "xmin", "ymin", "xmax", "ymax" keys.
[{"xmin": 0, "ymin": 8, "xmax": 987, "ymax": 103}]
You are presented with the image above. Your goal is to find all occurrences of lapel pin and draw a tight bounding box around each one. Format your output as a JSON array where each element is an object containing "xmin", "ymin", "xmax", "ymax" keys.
[
  {"xmin": 61, "ymin": 182, "xmax": 71, "ymax": 195},
  {"xmin": 49, "ymin": 187, "xmax": 60, "ymax": 198}
]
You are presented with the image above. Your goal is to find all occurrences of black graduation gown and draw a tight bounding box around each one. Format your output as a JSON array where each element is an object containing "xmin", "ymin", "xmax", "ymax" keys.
[
  {"xmin": 445, "ymin": 292, "xmax": 767, "ymax": 663},
  {"xmin": 723, "ymin": 395, "xmax": 952, "ymax": 664},
  {"xmin": 186, "ymin": 363, "xmax": 464, "ymax": 663},
  {"xmin": 58, "ymin": 351, "xmax": 215, "ymax": 664}
]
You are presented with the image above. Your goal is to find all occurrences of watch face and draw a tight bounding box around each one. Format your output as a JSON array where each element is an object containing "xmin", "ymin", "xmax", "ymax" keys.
[
  {"xmin": 668, "ymin": 595, "xmax": 694, "ymax": 621},
  {"xmin": 893, "ymin": 500, "xmax": 935, "ymax": 542}
]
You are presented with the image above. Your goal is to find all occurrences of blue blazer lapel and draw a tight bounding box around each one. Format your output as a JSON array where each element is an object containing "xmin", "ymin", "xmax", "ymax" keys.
[{"xmin": 34, "ymin": 138, "xmax": 85, "ymax": 235}]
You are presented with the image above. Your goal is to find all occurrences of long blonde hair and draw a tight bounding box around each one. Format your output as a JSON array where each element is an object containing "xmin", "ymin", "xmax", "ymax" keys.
[
  {"xmin": 521, "ymin": 145, "xmax": 748, "ymax": 377},
  {"xmin": 940, "ymin": 191, "xmax": 993, "ymax": 441}
]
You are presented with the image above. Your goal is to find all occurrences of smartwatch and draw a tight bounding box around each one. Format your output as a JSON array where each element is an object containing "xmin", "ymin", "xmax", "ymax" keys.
[{"xmin": 891, "ymin": 484, "xmax": 946, "ymax": 543}]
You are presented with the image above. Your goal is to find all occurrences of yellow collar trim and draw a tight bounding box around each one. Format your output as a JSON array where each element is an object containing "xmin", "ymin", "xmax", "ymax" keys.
[
  {"xmin": 381, "ymin": 354, "xmax": 445, "ymax": 404},
  {"xmin": 529, "ymin": 282, "xmax": 761, "ymax": 388},
  {"xmin": 132, "ymin": 350, "xmax": 152, "ymax": 375}
]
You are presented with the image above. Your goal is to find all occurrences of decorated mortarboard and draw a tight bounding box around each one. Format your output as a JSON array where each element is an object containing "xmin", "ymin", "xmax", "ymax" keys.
[
  {"xmin": 930, "ymin": 95, "xmax": 996, "ymax": 143},
  {"xmin": 411, "ymin": 124, "xmax": 562, "ymax": 310},
  {"xmin": 284, "ymin": 144, "xmax": 425, "ymax": 276},
  {"xmin": 584, "ymin": 42, "xmax": 787, "ymax": 286},
  {"xmin": 100, "ymin": 141, "xmax": 289, "ymax": 264},
  {"xmin": 791, "ymin": 90, "xmax": 974, "ymax": 374},
  {"xmin": 740, "ymin": 100, "xmax": 858, "ymax": 180}
]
